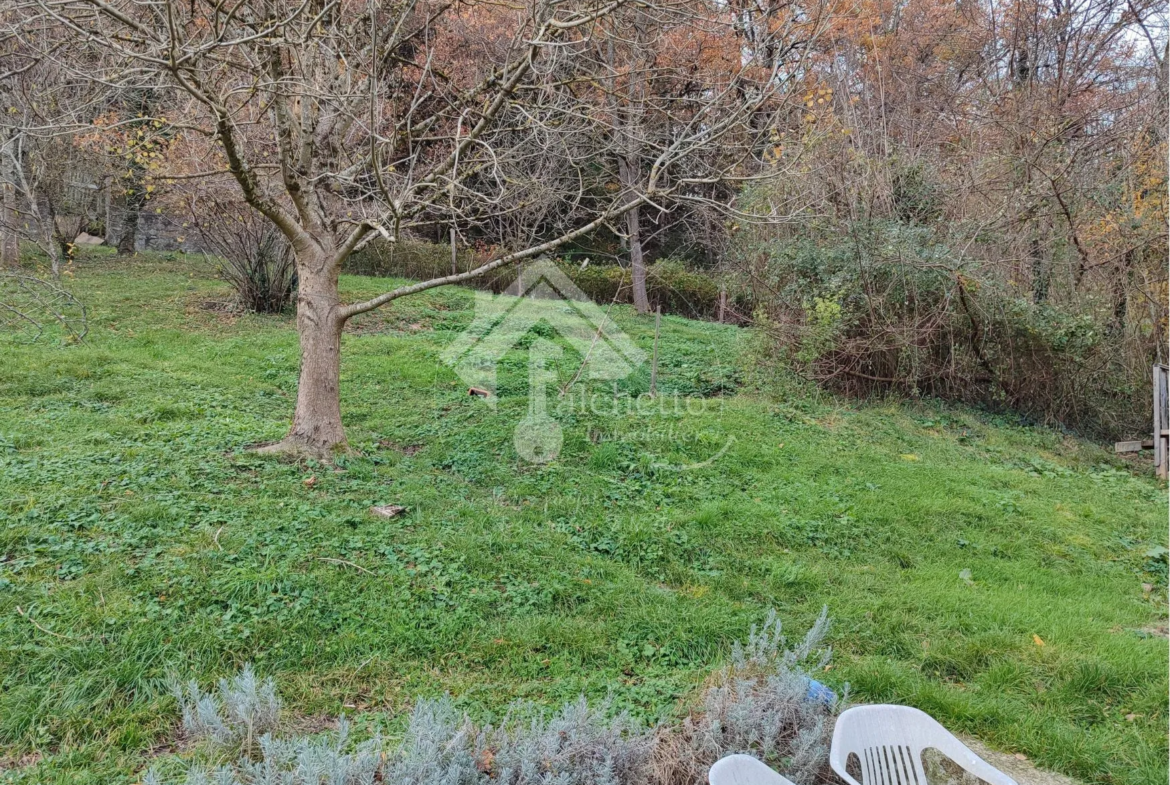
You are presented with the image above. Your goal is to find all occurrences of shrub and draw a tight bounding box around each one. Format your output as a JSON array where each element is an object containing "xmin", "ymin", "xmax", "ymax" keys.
[
  {"xmin": 345, "ymin": 237, "xmax": 479, "ymax": 281},
  {"xmin": 191, "ymin": 202, "xmax": 296, "ymax": 314},
  {"xmin": 666, "ymin": 608, "xmax": 839, "ymax": 785},
  {"xmin": 147, "ymin": 611, "xmax": 841, "ymax": 785},
  {"xmin": 735, "ymin": 220, "xmax": 1155, "ymax": 439}
]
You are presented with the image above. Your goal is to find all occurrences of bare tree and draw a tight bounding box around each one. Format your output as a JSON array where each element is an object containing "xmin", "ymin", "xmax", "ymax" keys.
[
  {"xmin": 0, "ymin": 34, "xmax": 107, "ymax": 278},
  {"xmin": 11, "ymin": 0, "xmax": 822, "ymax": 457}
]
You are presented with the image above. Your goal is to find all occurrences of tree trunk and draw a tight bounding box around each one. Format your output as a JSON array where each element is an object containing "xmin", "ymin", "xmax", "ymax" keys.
[
  {"xmin": 103, "ymin": 176, "xmax": 115, "ymax": 246},
  {"xmin": 627, "ymin": 203, "xmax": 650, "ymax": 314},
  {"xmin": 0, "ymin": 147, "xmax": 18, "ymax": 267},
  {"xmin": 261, "ymin": 250, "xmax": 349, "ymax": 458},
  {"xmin": 117, "ymin": 198, "xmax": 139, "ymax": 255},
  {"xmin": 1107, "ymin": 248, "xmax": 1135, "ymax": 336},
  {"xmin": 620, "ymin": 156, "xmax": 650, "ymax": 314},
  {"xmin": 1029, "ymin": 235, "xmax": 1048, "ymax": 304}
]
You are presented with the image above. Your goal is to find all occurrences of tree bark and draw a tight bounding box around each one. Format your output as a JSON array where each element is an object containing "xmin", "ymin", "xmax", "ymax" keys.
[
  {"xmin": 0, "ymin": 144, "xmax": 18, "ymax": 267},
  {"xmin": 620, "ymin": 156, "xmax": 650, "ymax": 314},
  {"xmin": 117, "ymin": 197, "xmax": 139, "ymax": 255},
  {"xmin": 627, "ymin": 203, "xmax": 650, "ymax": 314},
  {"xmin": 265, "ymin": 250, "xmax": 349, "ymax": 457},
  {"xmin": 1107, "ymin": 248, "xmax": 1135, "ymax": 335},
  {"xmin": 103, "ymin": 175, "xmax": 115, "ymax": 246},
  {"xmin": 1029, "ymin": 235, "xmax": 1048, "ymax": 304}
]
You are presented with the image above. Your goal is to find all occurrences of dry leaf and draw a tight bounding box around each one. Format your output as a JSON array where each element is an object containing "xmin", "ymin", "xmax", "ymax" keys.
[{"xmin": 1032, "ymin": 634, "xmax": 1045, "ymax": 647}]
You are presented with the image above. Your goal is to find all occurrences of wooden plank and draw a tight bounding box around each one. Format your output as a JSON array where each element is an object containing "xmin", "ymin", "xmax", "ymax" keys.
[
  {"xmin": 1116, "ymin": 441, "xmax": 1143, "ymax": 453},
  {"xmin": 1155, "ymin": 365, "xmax": 1168, "ymax": 474}
]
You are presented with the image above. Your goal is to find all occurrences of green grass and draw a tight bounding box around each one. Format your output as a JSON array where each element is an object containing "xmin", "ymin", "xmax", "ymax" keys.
[{"xmin": 1, "ymin": 250, "xmax": 1166, "ymax": 784}]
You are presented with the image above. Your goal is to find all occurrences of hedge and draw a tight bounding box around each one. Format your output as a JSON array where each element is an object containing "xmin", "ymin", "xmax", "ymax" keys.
[{"xmin": 344, "ymin": 238, "xmax": 752, "ymax": 322}]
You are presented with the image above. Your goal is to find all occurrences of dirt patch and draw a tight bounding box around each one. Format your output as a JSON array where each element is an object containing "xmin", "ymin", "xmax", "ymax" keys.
[
  {"xmin": 346, "ymin": 310, "xmax": 433, "ymax": 335},
  {"xmin": 925, "ymin": 736, "xmax": 1082, "ymax": 785},
  {"xmin": 379, "ymin": 440, "xmax": 423, "ymax": 456},
  {"xmin": 0, "ymin": 752, "xmax": 42, "ymax": 772}
]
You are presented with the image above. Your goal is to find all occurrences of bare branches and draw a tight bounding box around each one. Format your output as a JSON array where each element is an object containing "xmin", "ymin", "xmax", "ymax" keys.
[{"xmin": 0, "ymin": 272, "xmax": 87, "ymax": 343}]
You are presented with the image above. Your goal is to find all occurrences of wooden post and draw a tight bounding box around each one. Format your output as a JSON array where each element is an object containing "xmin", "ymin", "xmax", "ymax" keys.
[
  {"xmin": 718, "ymin": 284, "xmax": 727, "ymax": 323},
  {"xmin": 649, "ymin": 306, "xmax": 661, "ymax": 397},
  {"xmin": 1155, "ymin": 364, "xmax": 1168, "ymax": 479}
]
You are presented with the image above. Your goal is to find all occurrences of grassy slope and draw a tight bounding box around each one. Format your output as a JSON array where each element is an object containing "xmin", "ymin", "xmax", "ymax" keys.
[{"xmin": 0, "ymin": 252, "xmax": 1166, "ymax": 784}]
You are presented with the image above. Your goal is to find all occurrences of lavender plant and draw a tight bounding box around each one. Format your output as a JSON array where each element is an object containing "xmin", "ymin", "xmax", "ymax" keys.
[
  {"xmin": 148, "ymin": 611, "xmax": 841, "ymax": 785},
  {"xmin": 169, "ymin": 663, "xmax": 281, "ymax": 755},
  {"xmin": 673, "ymin": 607, "xmax": 843, "ymax": 785}
]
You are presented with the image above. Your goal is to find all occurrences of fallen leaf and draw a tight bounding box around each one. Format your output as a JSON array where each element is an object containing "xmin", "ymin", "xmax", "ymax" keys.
[
  {"xmin": 900, "ymin": 453, "xmax": 920, "ymax": 461},
  {"xmin": 1014, "ymin": 753, "xmax": 1027, "ymax": 761},
  {"xmin": 959, "ymin": 568, "xmax": 974, "ymax": 585},
  {"xmin": 370, "ymin": 504, "xmax": 406, "ymax": 519},
  {"xmin": 1032, "ymin": 634, "xmax": 1045, "ymax": 647},
  {"xmin": 1125, "ymin": 713, "xmax": 1137, "ymax": 721},
  {"xmin": 303, "ymin": 475, "xmax": 317, "ymax": 488},
  {"xmin": 1141, "ymin": 583, "xmax": 1154, "ymax": 593}
]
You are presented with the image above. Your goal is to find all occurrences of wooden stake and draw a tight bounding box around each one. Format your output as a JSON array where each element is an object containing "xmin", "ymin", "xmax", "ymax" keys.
[{"xmin": 650, "ymin": 306, "xmax": 661, "ymax": 397}]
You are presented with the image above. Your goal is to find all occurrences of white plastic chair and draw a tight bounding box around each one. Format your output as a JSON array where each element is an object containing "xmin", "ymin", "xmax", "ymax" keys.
[
  {"xmin": 708, "ymin": 754, "xmax": 798, "ymax": 785},
  {"xmin": 830, "ymin": 705, "xmax": 1018, "ymax": 785}
]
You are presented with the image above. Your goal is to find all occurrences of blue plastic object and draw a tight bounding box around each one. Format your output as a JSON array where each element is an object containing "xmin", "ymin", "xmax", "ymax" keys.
[{"xmin": 804, "ymin": 677, "xmax": 836, "ymax": 706}]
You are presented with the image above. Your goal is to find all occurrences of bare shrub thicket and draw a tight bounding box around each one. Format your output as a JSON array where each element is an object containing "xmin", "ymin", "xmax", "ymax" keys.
[
  {"xmin": 190, "ymin": 199, "xmax": 296, "ymax": 314},
  {"xmin": 151, "ymin": 611, "xmax": 840, "ymax": 785}
]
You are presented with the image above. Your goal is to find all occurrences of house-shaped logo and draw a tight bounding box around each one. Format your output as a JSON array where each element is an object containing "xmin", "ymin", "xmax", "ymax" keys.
[
  {"xmin": 441, "ymin": 258, "xmax": 646, "ymax": 404},
  {"xmin": 441, "ymin": 258, "xmax": 647, "ymax": 463}
]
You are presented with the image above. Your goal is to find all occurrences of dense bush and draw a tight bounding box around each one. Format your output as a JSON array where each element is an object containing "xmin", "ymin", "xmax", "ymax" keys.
[
  {"xmin": 148, "ymin": 611, "xmax": 840, "ymax": 785},
  {"xmin": 191, "ymin": 202, "xmax": 296, "ymax": 313},
  {"xmin": 345, "ymin": 239, "xmax": 752, "ymax": 322},
  {"xmin": 736, "ymin": 221, "xmax": 1155, "ymax": 439}
]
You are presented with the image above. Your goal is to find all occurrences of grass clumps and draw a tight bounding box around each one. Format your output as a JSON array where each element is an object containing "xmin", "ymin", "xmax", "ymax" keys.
[{"xmin": 146, "ymin": 612, "xmax": 840, "ymax": 785}]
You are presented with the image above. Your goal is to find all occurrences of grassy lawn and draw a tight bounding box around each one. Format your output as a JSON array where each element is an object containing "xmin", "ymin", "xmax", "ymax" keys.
[{"xmin": 1, "ymin": 251, "xmax": 1166, "ymax": 784}]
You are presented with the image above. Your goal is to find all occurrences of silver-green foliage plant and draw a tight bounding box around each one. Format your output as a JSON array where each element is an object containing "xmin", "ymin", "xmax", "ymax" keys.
[
  {"xmin": 682, "ymin": 607, "xmax": 842, "ymax": 784},
  {"xmin": 148, "ymin": 611, "xmax": 841, "ymax": 785},
  {"xmin": 169, "ymin": 664, "xmax": 281, "ymax": 754}
]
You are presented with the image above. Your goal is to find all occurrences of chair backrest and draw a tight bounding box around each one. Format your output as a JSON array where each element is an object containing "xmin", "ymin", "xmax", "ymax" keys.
[
  {"xmin": 830, "ymin": 705, "xmax": 1018, "ymax": 785},
  {"xmin": 708, "ymin": 754, "xmax": 797, "ymax": 785}
]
